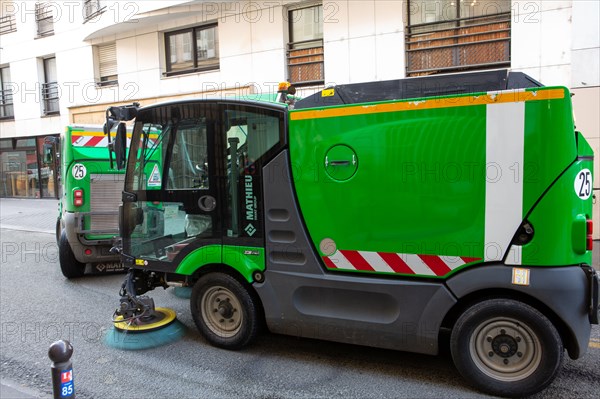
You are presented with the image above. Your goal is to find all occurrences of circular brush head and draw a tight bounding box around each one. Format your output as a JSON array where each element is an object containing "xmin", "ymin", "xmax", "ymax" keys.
[
  {"xmin": 104, "ymin": 307, "xmax": 186, "ymax": 350},
  {"xmin": 172, "ymin": 287, "xmax": 192, "ymax": 299}
]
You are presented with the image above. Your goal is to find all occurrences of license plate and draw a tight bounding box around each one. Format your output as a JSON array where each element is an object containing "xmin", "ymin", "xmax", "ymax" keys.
[{"xmin": 93, "ymin": 262, "xmax": 125, "ymax": 274}]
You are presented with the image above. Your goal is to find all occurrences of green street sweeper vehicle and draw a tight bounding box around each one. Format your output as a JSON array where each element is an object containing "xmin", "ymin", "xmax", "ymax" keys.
[
  {"xmin": 106, "ymin": 70, "xmax": 597, "ymax": 397},
  {"xmin": 55, "ymin": 125, "xmax": 129, "ymax": 278}
]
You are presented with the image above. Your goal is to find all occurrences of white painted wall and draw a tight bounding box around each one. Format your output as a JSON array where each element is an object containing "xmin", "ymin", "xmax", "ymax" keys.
[
  {"xmin": 323, "ymin": 0, "xmax": 404, "ymax": 85},
  {"xmin": 571, "ymin": 0, "xmax": 600, "ymax": 88},
  {"xmin": 511, "ymin": 0, "xmax": 573, "ymax": 86},
  {"xmin": 0, "ymin": 0, "xmax": 597, "ymax": 139}
]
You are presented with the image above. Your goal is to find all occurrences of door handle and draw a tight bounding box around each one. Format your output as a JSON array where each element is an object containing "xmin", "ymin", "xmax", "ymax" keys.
[{"xmin": 325, "ymin": 155, "xmax": 356, "ymax": 167}]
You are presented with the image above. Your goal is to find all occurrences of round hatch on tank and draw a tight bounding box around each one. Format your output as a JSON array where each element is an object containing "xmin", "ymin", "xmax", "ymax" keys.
[{"xmin": 324, "ymin": 145, "xmax": 358, "ymax": 181}]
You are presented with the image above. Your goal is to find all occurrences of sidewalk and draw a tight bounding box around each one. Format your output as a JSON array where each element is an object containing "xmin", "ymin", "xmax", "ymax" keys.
[
  {"xmin": 0, "ymin": 379, "xmax": 47, "ymax": 399},
  {"xmin": 1, "ymin": 199, "xmax": 56, "ymax": 397},
  {"xmin": 0, "ymin": 198, "xmax": 58, "ymax": 234}
]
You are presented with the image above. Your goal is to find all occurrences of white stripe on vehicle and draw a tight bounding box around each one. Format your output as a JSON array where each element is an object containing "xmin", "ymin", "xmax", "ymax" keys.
[
  {"xmin": 358, "ymin": 251, "xmax": 394, "ymax": 273},
  {"xmin": 505, "ymin": 245, "xmax": 522, "ymax": 265},
  {"xmin": 485, "ymin": 101, "xmax": 525, "ymax": 262},
  {"xmin": 328, "ymin": 250, "xmax": 356, "ymax": 270},
  {"xmin": 401, "ymin": 254, "xmax": 437, "ymax": 276},
  {"xmin": 440, "ymin": 255, "xmax": 466, "ymax": 270}
]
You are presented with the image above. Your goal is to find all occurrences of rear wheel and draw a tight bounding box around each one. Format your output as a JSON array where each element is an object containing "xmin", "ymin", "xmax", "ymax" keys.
[
  {"xmin": 190, "ymin": 272, "xmax": 260, "ymax": 349},
  {"xmin": 450, "ymin": 299, "xmax": 563, "ymax": 397},
  {"xmin": 55, "ymin": 218, "xmax": 61, "ymax": 244},
  {"xmin": 58, "ymin": 230, "xmax": 86, "ymax": 278}
]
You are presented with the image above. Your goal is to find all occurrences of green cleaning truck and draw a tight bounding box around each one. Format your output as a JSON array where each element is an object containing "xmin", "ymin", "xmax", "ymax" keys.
[
  {"xmin": 107, "ymin": 70, "xmax": 597, "ymax": 397},
  {"xmin": 55, "ymin": 125, "xmax": 126, "ymax": 278}
]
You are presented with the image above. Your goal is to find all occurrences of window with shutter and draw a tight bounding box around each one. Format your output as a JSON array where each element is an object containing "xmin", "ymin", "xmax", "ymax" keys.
[
  {"xmin": 287, "ymin": 3, "xmax": 324, "ymax": 86},
  {"xmin": 35, "ymin": 2, "xmax": 54, "ymax": 37},
  {"xmin": 97, "ymin": 43, "xmax": 118, "ymax": 86},
  {"xmin": 405, "ymin": 0, "xmax": 511, "ymax": 76}
]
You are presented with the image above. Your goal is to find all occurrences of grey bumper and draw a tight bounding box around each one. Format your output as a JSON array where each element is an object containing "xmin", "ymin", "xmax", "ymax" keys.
[{"xmin": 62, "ymin": 212, "xmax": 120, "ymax": 263}]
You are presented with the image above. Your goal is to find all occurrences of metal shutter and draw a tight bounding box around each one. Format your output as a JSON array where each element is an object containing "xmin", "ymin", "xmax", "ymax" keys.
[{"xmin": 98, "ymin": 43, "xmax": 117, "ymax": 79}]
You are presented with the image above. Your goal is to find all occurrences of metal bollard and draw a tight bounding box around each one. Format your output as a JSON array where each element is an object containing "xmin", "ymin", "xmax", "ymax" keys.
[{"xmin": 48, "ymin": 340, "xmax": 75, "ymax": 399}]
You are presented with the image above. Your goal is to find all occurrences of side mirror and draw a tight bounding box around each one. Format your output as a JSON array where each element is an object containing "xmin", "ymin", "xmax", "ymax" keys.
[
  {"xmin": 114, "ymin": 123, "xmax": 127, "ymax": 170},
  {"xmin": 104, "ymin": 117, "xmax": 117, "ymax": 136},
  {"xmin": 43, "ymin": 144, "xmax": 53, "ymax": 163},
  {"xmin": 104, "ymin": 102, "xmax": 139, "ymax": 170}
]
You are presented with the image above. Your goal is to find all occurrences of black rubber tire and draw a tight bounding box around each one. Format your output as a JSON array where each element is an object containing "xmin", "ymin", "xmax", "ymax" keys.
[
  {"xmin": 191, "ymin": 272, "xmax": 260, "ymax": 350},
  {"xmin": 450, "ymin": 299, "xmax": 563, "ymax": 397},
  {"xmin": 58, "ymin": 230, "xmax": 86, "ymax": 278},
  {"xmin": 55, "ymin": 218, "xmax": 61, "ymax": 245}
]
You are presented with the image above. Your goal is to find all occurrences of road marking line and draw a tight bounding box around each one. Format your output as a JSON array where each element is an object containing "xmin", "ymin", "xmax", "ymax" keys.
[{"xmin": 589, "ymin": 341, "xmax": 600, "ymax": 349}]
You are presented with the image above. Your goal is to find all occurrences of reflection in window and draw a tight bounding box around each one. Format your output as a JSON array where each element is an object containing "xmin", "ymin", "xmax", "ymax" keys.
[
  {"xmin": 168, "ymin": 119, "xmax": 209, "ymax": 190},
  {"xmin": 224, "ymin": 107, "xmax": 281, "ymax": 238},
  {"xmin": 225, "ymin": 110, "xmax": 280, "ymax": 171},
  {"xmin": 166, "ymin": 24, "xmax": 219, "ymax": 75}
]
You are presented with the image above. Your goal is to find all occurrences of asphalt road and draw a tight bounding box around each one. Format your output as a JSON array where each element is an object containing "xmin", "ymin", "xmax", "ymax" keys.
[
  {"xmin": 1, "ymin": 198, "xmax": 599, "ymax": 398},
  {"xmin": 1, "ymin": 226, "xmax": 599, "ymax": 399}
]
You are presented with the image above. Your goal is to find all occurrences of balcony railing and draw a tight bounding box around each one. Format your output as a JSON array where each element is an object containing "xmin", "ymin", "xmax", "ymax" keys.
[
  {"xmin": 406, "ymin": 12, "xmax": 511, "ymax": 76},
  {"xmin": 0, "ymin": 14, "xmax": 16, "ymax": 35},
  {"xmin": 287, "ymin": 39, "xmax": 324, "ymax": 86},
  {"xmin": 41, "ymin": 82, "xmax": 59, "ymax": 115},
  {"xmin": 0, "ymin": 88, "xmax": 14, "ymax": 119}
]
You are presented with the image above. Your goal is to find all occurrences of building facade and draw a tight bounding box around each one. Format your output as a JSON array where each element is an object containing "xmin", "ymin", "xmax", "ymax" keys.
[{"xmin": 0, "ymin": 0, "xmax": 598, "ymax": 235}]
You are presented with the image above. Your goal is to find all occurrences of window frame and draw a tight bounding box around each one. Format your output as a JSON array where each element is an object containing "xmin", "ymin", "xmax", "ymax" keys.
[
  {"xmin": 0, "ymin": 66, "xmax": 14, "ymax": 120},
  {"xmin": 95, "ymin": 42, "xmax": 118, "ymax": 87},
  {"xmin": 405, "ymin": 0, "xmax": 511, "ymax": 76},
  {"xmin": 164, "ymin": 23, "xmax": 220, "ymax": 77},
  {"xmin": 83, "ymin": 0, "xmax": 104, "ymax": 22},
  {"xmin": 41, "ymin": 57, "xmax": 59, "ymax": 116},
  {"xmin": 406, "ymin": 0, "xmax": 511, "ymax": 28},
  {"xmin": 35, "ymin": 2, "xmax": 54, "ymax": 37},
  {"xmin": 286, "ymin": 2, "xmax": 324, "ymax": 87}
]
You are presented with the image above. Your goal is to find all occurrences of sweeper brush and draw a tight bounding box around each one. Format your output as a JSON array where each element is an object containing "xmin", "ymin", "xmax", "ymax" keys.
[{"xmin": 104, "ymin": 271, "xmax": 185, "ymax": 350}]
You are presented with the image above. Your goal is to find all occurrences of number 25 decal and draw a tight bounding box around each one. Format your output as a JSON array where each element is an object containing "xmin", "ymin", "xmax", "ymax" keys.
[
  {"xmin": 574, "ymin": 169, "xmax": 592, "ymax": 200},
  {"xmin": 72, "ymin": 164, "xmax": 87, "ymax": 180}
]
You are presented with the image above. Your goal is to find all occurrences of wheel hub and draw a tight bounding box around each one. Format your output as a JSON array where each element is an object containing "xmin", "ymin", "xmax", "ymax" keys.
[
  {"xmin": 470, "ymin": 318, "xmax": 542, "ymax": 382},
  {"xmin": 201, "ymin": 286, "xmax": 243, "ymax": 337},
  {"xmin": 217, "ymin": 298, "xmax": 234, "ymax": 319},
  {"xmin": 491, "ymin": 335, "xmax": 518, "ymax": 358}
]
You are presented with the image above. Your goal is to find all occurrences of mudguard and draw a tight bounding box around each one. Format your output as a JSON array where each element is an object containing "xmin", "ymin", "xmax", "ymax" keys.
[{"xmin": 446, "ymin": 264, "xmax": 592, "ymax": 359}]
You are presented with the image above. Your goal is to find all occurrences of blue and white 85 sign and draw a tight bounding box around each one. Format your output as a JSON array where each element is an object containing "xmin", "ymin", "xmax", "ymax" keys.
[
  {"xmin": 60, "ymin": 369, "xmax": 74, "ymax": 398},
  {"xmin": 574, "ymin": 169, "xmax": 592, "ymax": 200},
  {"xmin": 72, "ymin": 164, "xmax": 86, "ymax": 180}
]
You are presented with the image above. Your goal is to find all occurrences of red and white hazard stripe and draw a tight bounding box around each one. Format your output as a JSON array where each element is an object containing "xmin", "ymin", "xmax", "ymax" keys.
[
  {"xmin": 323, "ymin": 250, "xmax": 481, "ymax": 277},
  {"xmin": 71, "ymin": 135, "xmax": 134, "ymax": 147},
  {"xmin": 72, "ymin": 135, "xmax": 107, "ymax": 147}
]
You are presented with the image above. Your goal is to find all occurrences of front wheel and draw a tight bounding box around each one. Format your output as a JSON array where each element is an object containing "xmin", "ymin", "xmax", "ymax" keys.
[
  {"xmin": 450, "ymin": 299, "xmax": 563, "ymax": 397},
  {"xmin": 190, "ymin": 272, "xmax": 261, "ymax": 349}
]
